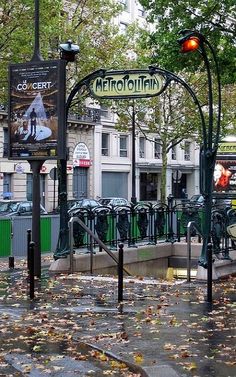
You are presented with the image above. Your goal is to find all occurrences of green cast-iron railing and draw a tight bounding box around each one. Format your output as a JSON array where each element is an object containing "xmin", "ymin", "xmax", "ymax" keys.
[{"xmin": 0, "ymin": 201, "xmax": 236, "ymax": 262}]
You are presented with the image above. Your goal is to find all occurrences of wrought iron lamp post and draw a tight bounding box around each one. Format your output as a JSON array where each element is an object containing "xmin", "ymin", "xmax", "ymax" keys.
[
  {"xmin": 54, "ymin": 41, "xmax": 80, "ymax": 259},
  {"xmin": 131, "ymin": 100, "xmax": 137, "ymax": 205},
  {"xmin": 178, "ymin": 30, "xmax": 221, "ymax": 301}
]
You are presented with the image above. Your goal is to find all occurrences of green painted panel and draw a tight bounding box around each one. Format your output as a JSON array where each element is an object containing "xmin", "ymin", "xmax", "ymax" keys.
[
  {"xmin": 106, "ymin": 214, "xmax": 115, "ymax": 242},
  {"xmin": 178, "ymin": 208, "xmax": 203, "ymax": 235},
  {"xmin": 40, "ymin": 217, "xmax": 51, "ymax": 253},
  {"xmin": 0, "ymin": 219, "xmax": 11, "ymax": 257}
]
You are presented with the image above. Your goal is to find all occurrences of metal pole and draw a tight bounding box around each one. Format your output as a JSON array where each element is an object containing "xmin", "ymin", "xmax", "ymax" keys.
[
  {"xmin": 207, "ymin": 243, "xmax": 213, "ymax": 302},
  {"xmin": 53, "ymin": 169, "xmax": 56, "ymax": 211},
  {"xmin": 29, "ymin": 160, "xmax": 44, "ymax": 278},
  {"xmin": 27, "ymin": 229, "xmax": 32, "ymax": 271},
  {"xmin": 131, "ymin": 101, "xmax": 136, "ymax": 205},
  {"xmin": 54, "ymin": 70, "xmax": 71, "ymax": 258},
  {"xmin": 9, "ymin": 257, "xmax": 14, "ymax": 269},
  {"xmin": 167, "ymin": 195, "xmax": 174, "ymax": 242},
  {"xmin": 69, "ymin": 218, "xmax": 74, "ymax": 274},
  {"xmin": 29, "ymin": 241, "xmax": 35, "ymax": 299},
  {"xmin": 54, "ymin": 158, "xmax": 69, "ymax": 258},
  {"xmin": 90, "ymin": 233, "xmax": 94, "ymax": 275},
  {"xmin": 118, "ymin": 243, "xmax": 124, "ymax": 302},
  {"xmin": 31, "ymin": 0, "xmax": 43, "ymax": 62},
  {"xmin": 177, "ymin": 218, "xmax": 181, "ymax": 242},
  {"xmin": 186, "ymin": 222, "xmax": 192, "ymax": 282}
]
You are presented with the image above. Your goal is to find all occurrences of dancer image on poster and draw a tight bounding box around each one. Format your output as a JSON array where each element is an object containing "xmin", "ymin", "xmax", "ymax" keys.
[
  {"xmin": 30, "ymin": 108, "xmax": 37, "ymax": 137},
  {"xmin": 14, "ymin": 120, "xmax": 30, "ymax": 142},
  {"xmin": 214, "ymin": 163, "xmax": 232, "ymax": 191},
  {"xmin": 19, "ymin": 121, "xmax": 30, "ymax": 141}
]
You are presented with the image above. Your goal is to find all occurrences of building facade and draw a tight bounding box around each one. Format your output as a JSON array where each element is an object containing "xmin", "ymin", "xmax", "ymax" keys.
[
  {"xmin": 0, "ymin": 0, "xmax": 201, "ymax": 210},
  {"xmin": 0, "ymin": 105, "xmax": 200, "ymax": 211}
]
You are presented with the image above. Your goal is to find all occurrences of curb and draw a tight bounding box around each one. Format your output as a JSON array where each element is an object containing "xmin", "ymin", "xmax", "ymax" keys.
[
  {"xmin": 85, "ymin": 342, "xmax": 149, "ymax": 377},
  {"xmin": 85, "ymin": 342, "xmax": 182, "ymax": 377}
]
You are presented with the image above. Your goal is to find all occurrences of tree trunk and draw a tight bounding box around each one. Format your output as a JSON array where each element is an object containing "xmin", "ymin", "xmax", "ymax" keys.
[{"xmin": 160, "ymin": 145, "xmax": 168, "ymax": 205}]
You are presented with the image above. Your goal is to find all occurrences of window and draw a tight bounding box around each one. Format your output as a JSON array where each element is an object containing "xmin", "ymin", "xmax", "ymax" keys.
[
  {"xmin": 102, "ymin": 172, "xmax": 128, "ymax": 198},
  {"xmin": 138, "ymin": 7, "xmax": 145, "ymax": 17},
  {"xmin": 120, "ymin": 135, "xmax": 128, "ymax": 157},
  {"xmin": 119, "ymin": 0, "xmax": 128, "ymax": 10},
  {"xmin": 100, "ymin": 105, "xmax": 109, "ymax": 118},
  {"xmin": 171, "ymin": 144, "xmax": 177, "ymax": 160},
  {"xmin": 139, "ymin": 137, "xmax": 145, "ymax": 158},
  {"xmin": 102, "ymin": 133, "xmax": 109, "ymax": 156},
  {"xmin": 3, "ymin": 173, "xmax": 11, "ymax": 199},
  {"xmin": 184, "ymin": 141, "xmax": 191, "ymax": 161},
  {"xmin": 154, "ymin": 139, "xmax": 162, "ymax": 159},
  {"xmin": 119, "ymin": 22, "xmax": 128, "ymax": 34}
]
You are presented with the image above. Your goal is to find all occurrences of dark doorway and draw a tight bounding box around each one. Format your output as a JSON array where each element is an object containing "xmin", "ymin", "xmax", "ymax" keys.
[
  {"xmin": 172, "ymin": 172, "xmax": 187, "ymax": 198},
  {"xmin": 140, "ymin": 172, "xmax": 158, "ymax": 201},
  {"xmin": 73, "ymin": 167, "xmax": 88, "ymax": 198}
]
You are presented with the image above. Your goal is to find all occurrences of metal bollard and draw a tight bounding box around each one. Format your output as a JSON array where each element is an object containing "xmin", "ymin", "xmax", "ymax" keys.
[
  {"xmin": 118, "ymin": 243, "xmax": 124, "ymax": 303},
  {"xmin": 29, "ymin": 241, "xmax": 35, "ymax": 299},
  {"xmin": 9, "ymin": 256, "xmax": 14, "ymax": 269},
  {"xmin": 177, "ymin": 218, "xmax": 181, "ymax": 242},
  {"xmin": 207, "ymin": 243, "xmax": 213, "ymax": 303},
  {"xmin": 27, "ymin": 229, "xmax": 32, "ymax": 271}
]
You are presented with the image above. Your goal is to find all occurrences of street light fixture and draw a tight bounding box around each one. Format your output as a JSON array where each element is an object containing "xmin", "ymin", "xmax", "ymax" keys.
[
  {"xmin": 54, "ymin": 40, "xmax": 80, "ymax": 259},
  {"xmin": 131, "ymin": 100, "xmax": 137, "ymax": 205},
  {"xmin": 59, "ymin": 40, "xmax": 80, "ymax": 62},
  {"xmin": 178, "ymin": 30, "xmax": 221, "ymax": 301},
  {"xmin": 179, "ymin": 36, "xmax": 200, "ymax": 53}
]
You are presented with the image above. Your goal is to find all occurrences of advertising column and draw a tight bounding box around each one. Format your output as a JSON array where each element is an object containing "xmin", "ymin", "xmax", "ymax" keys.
[{"xmin": 8, "ymin": 59, "xmax": 66, "ymax": 277}]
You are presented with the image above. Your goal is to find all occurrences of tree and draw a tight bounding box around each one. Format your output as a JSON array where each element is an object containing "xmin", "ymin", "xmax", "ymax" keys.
[
  {"xmin": 0, "ymin": 0, "xmax": 141, "ymax": 104},
  {"xmin": 136, "ymin": 0, "xmax": 236, "ymax": 147},
  {"xmin": 0, "ymin": 0, "xmax": 64, "ymax": 103},
  {"xmin": 111, "ymin": 78, "xmax": 201, "ymax": 203},
  {"xmin": 139, "ymin": 0, "xmax": 236, "ymax": 85}
]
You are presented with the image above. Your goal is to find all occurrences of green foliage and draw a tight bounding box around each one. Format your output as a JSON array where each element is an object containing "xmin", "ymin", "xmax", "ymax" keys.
[
  {"xmin": 137, "ymin": 0, "xmax": 236, "ymax": 142},
  {"xmin": 139, "ymin": 0, "xmax": 236, "ymax": 85},
  {"xmin": 0, "ymin": 0, "xmax": 140, "ymax": 104},
  {"xmin": 0, "ymin": 0, "xmax": 63, "ymax": 103}
]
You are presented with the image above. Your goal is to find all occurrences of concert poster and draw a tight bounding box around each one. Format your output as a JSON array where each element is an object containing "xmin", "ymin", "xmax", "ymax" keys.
[
  {"xmin": 8, "ymin": 60, "xmax": 66, "ymax": 160},
  {"xmin": 213, "ymin": 142, "xmax": 236, "ymax": 192}
]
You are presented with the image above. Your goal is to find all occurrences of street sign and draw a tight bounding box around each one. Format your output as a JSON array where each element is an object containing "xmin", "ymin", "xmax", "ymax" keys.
[
  {"xmin": 15, "ymin": 163, "xmax": 25, "ymax": 174},
  {"xmin": 49, "ymin": 167, "xmax": 58, "ymax": 180}
]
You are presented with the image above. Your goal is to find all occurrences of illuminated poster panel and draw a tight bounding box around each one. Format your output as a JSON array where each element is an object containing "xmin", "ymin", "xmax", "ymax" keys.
[
  {"xmin": 8, "ymin": 60, "xmax": 66, "ymax": 160},
  {"xmin": 213, "ymin": 141, "xmax": 236, "ymax": 192}
]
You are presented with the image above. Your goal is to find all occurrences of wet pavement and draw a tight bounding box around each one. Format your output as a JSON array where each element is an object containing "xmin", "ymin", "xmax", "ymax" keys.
[{"xmin": 0, "ymin": 256, "xmax": 235, "ymax": 377}]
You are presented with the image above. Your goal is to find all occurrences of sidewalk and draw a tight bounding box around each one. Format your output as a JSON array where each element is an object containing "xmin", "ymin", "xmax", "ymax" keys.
[{"xmin": 0, "ymin": 257, "xmax": 235, "ymax": 377}]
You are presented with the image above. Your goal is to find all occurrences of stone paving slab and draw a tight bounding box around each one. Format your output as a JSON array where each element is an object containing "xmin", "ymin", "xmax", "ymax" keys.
[
  {"xmin": 0, "ymin": 261, "xmax": 235, "ymax": 377},
  {"xmin": 143, "ymin": 365, "xmax": 181, "ymax": 377}
]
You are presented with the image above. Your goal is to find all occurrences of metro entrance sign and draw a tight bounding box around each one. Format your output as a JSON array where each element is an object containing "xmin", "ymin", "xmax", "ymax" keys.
[
  {"xmin": 56, "ymin": 65, "xmax": 203, "ymax": 262},
  {"xmin": 67, "ymin": 66, "xmax": 201, "ymax": 108},
  {"xmin": 90, "ymin": 69, "xmax": 165, "ymax": 99}
]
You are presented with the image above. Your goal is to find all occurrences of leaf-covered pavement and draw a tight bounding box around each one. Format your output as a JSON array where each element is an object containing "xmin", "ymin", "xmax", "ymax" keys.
[{"xmin": 0, "ymin": 264, "xmax": 235, "ymax": 377}]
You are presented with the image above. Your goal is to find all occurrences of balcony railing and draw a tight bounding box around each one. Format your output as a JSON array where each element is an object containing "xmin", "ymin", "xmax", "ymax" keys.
[{"xmin": 68, "ymin": 107, "xmax": 101, "ymax": 123}]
